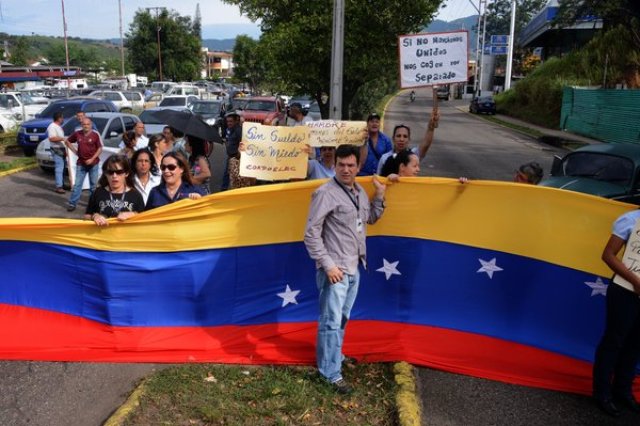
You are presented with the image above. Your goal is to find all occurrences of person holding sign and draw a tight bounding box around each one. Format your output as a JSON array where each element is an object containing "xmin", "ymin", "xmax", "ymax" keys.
[
  {"xmin": 592, "ymin": 210, "xmax": 640, "ymax": 417},
  {"xmin": 304, "ymin": 144, "xmax": 387, "ymax": 394},
  {"xmin": 376, "ymin": 108, "xmax": 440, "ymax": 175},
  {"xmin": 358, "ymin": 113, "xmax": 392, "ymax": 176}
]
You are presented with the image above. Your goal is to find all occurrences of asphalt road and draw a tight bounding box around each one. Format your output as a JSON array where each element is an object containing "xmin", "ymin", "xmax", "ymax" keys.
[{"xmin": 387, "ymin": 88, "xmax": 639, "ymax": 426}]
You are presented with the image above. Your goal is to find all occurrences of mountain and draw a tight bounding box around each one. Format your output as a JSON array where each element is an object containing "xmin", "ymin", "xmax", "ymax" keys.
[
  {"xmin": 425, "ymin": 15, "xmax": 480, "ymax": 51},
  {"xmin": 201, "ymin": 39, "xmax": 236, "ymax": 52}
]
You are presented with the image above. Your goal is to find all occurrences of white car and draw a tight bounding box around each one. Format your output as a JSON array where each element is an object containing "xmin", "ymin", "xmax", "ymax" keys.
[
  {"xmin": 0, "ymin": 92, "xmax": 44, "ymax": 122},
  {"xmin": 122, "ymin": 91, "xmax": 145, "ymax": 110},
  {"xmin": 0, "ymin": 108, "xmax": 19, "ymax": 132},
  {"xmin": 35, "ymin": 112, "xmax": 140, "ymax": 172},
  {"xmin": 158, "ymin": 95, "xmax": 199, "ymax": 109},
  {"xmin": 88, "ymin": 91, "xmax": 133, "ymax": 112}
]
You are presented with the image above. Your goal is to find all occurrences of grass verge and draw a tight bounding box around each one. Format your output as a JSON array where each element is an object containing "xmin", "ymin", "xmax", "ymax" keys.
[
  {"xmin": 123, "ymin": 363, "xmax": 397, "ymax": 426},
  {"xmin": 0, "ymin": 157, "xmax": 36, "ymax": 172}
]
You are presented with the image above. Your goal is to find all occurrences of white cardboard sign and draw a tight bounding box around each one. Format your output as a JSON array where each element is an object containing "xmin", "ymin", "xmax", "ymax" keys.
[{"xmin": 398, "ymin": 31, "xmax": 469, "ymax": 88}]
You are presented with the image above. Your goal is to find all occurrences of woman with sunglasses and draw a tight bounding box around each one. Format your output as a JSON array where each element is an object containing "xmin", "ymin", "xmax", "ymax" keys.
[
  {"xmin": 84, "ymin": 155, "xmax": 145, "ymax": 226},
  {"xmin": 145, "ymin": 152, "xmax": 205, "ymax": 210},
  {"xmin": 132, "ymin": 148, "xmax": 161, "ymax": 205}
]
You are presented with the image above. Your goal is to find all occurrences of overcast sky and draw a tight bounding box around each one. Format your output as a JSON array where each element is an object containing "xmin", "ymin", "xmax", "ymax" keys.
[{"xmin": 0, "ymin": 0, "xmax": 479, "ymax": 40}]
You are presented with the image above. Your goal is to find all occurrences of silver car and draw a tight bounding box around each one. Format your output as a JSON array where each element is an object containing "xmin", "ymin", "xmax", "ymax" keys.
[{"xmin": 35, "ymin": 112, "xmax": 140, "ymax": 172}]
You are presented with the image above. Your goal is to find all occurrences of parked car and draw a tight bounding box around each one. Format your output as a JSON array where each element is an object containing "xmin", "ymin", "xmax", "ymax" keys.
[
  {"xmin": 0, "ymin": 92, "xmax": 45, "ymax": 122},
  {"xmin": 307, "ymin": 101, "xmax": 322, "ymax": 121},
  {"xmin": 469, "ymin": 95, "xmax": 496, "ymax": 114},
  {"xmin": 35, "ymin": 112, "xmax": 140, "ymax": 172},
  {"xmin": 0, "ymin": 109, "xmax": 19, "ymax": 133},
  {"xmin": 150, "ymin": 81, "xmax": 177, "ymax": 93},
  {"xmin": 230, "ymin": 96, "xmax": 251, "ymax": 112},
  {"xmin": 88, "ymin": 90, "xmax": 133, "ymax": 112},
  {"xmin": 165, "ymin": 85, "xmax": 200, "ymax": 97},
  {"xmin": 239, "ymin": 96, "xmax": 286, "ymax": 125},
  {"xmin": 138, "ymin": 107, "xmax": 192, "ymax": 135},
  {"xmin": 189, "ymin": 100, "xmax": 226, "ymax": 126},
  {"xmin": 158, "ymin": 95, "xmax": 199, "ymax": 109},
  {"xmin": 436, "ymin": 85, "xmax": 450, "ymax": 101},
  {"xmin": 122, "ymin": 91, "xmax": 145, "ymax": 110},
  {"xmin": 539, "ymin": 143, "xmax": 640, "ymax": 204},
  {"xmin": 144, "ymin": 92, "xmax": 164, "ymax": 109},
  {"xmin": 17, "ymin": 98, "xmax": 118, "ymax": 156}
]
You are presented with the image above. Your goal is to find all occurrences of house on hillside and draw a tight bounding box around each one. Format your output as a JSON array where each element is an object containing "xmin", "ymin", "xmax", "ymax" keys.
[{"xmin": 202, "ymin": 48, "xmax": 234, "ymax": 79}]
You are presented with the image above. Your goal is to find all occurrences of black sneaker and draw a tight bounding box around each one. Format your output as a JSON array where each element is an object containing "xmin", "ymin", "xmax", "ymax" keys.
[
  {"xmin": 66, "ymin": 204, "xmax": 76, "ymax": 212},
  {"xmin": 331, "ymin": 378, "xmax": 353, "ymax": 395}
]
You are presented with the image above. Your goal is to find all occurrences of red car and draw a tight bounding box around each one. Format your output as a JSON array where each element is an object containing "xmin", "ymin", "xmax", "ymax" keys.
[{"xmin": 239, "ymin": 96, "xmax": 286, "ymax": 125}]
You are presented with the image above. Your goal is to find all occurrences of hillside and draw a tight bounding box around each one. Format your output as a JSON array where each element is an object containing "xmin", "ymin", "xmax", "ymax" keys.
[{"xmin": 425, "ymin": 15, "xmax": 479, "ymax": 51}]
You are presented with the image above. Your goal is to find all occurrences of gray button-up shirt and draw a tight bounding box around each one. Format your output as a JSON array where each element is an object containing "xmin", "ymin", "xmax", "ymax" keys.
[{"xmin": 304, "ymin": 178, "xmax": 385, "ymax": 275}]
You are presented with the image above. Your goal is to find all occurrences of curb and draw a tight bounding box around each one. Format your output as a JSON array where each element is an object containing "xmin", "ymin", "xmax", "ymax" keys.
[
  {"xmin": 0, "ymin": 163, "xmax": 38, "ymax": 178},
  {"xmin": 394, "ymin": 362, "xmax": 422, "ymax": 426},
  {"xmin": 103, "ymin": 379, "xmax": 147, "ymax": 426}
]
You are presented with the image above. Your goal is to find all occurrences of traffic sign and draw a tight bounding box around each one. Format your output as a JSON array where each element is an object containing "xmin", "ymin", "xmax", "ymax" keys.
[
  {"xmin": 491, "ymin": 45, "xmax": 508, "ymax": 55},
  {"xmin": 491, "ymin": 35, "xmax": 509, "ymax": 45}
]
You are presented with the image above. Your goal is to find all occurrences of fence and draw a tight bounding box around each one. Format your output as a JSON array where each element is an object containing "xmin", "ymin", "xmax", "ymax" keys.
[{"xmin": 560, "ymin": 87, "xmax": 640, "ymax": 144}]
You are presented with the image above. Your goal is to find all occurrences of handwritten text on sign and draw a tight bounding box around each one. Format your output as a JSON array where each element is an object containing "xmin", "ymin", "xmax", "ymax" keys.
[
  {"xmin": 398, "ymin": 31, "xmax": 468, "ymax": 88},
  {"xmin": 306, "ymin": 120, "xmax": 367, "ymax": 147},
  {"xmin": 240, "ymin": 123, "xmax": 308, "ymax": 180},
  {"xmin": 613, "ymin": 219, "xmax": 640, "ymax": 292}
]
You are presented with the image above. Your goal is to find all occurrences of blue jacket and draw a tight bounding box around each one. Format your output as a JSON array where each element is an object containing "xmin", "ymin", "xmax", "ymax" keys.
[
  {"xmin": 359, "ymin": 132, "xmax": 392, "ymax": 176},
  {"xmin": 145, "ymin": 182, "xmax": 205, "ymax": 210}
]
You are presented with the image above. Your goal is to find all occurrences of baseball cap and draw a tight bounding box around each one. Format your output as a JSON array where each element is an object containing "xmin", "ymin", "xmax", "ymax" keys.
[{"xmin": 367, "ymin": 112, "xmax": 381, "ymax": 122}]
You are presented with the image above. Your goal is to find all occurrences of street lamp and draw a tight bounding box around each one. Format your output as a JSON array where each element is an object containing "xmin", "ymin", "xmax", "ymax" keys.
[{"xmin": 146, "ymin": 7, "xmax": 166, "ymax": 81}]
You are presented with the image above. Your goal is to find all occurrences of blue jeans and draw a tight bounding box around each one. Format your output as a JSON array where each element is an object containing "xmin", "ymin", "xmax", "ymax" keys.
[
  {"xmin": 316, "ymin": 268, "xmax": 360, "ymax": 383},
  {"xmin": 68, "ymin": 163, "xmax": 99, "ymax": 207},
  {"xmin": 52, "ymin": 150, "xmax": 65, "ymax": 189}
]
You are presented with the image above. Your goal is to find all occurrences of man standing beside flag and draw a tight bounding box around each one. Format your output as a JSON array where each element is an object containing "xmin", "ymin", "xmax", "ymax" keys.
[{"xmin": 304, "ymin": 144, "xmax": 386, "ymax": 394}]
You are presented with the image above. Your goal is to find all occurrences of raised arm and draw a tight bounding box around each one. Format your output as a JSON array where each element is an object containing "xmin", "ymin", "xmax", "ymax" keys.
[{"xmin": 417, "ymin": 108, "xmax": 439, "ymax": 161}]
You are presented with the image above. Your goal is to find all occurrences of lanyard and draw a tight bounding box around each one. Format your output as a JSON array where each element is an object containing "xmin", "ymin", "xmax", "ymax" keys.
[{"xmin": 333, "ymin": 177, "xmax": 359, "ymax": 212}]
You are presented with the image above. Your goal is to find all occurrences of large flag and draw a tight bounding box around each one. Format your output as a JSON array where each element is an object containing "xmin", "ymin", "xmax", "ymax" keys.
[{"xmin": 0, "ymin": 177, "xmax": 636, "ymax": 397}]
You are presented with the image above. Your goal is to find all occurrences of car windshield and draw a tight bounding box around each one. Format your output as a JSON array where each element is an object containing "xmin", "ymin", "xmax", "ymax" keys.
[
  {"xmin": 245, "ymin": 100, "xmax": 276, "ymax": 111},
  {"xmin": 159, "ymin": 98, "xmax": 186, "ymax": 107},
  {"xmin": 61, "ymin": 117, "xmax": 107, "ymax": 135},
  {"xmin": 232, "ymin": 98, "xmax": 249, "ymax": 109},
  {"xmin": 38, "ymin": 102, "xmax": 82, "ymax": 118},
  {"xmin": 139, "ymin": 110, "xmax": 164, "ymax": 125},
  {"xmin": 191, "ymin": 102, "xmax": 221, "ymax": 114},
  {"xmin": 477, "ymin": 96, "xmax": 493, "ymax": 102},
  {"xmin": 14, "ymin": 93, "xmax": 36, "ymax": 105},
  {"xmin": 562, "ymin": 152, "xmax": 634, "ymax": 186}
]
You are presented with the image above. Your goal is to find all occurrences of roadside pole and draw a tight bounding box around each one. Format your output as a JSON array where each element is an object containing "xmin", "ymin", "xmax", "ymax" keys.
[{"xmin": 329, "ymin": 0, "xmax": 344, "ymax": 120}]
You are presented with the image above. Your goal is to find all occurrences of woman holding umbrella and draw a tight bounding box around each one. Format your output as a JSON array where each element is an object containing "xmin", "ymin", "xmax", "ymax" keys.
[{"xmin": 145, "ymin": 152, "xmax": 205, "ymax": 210}]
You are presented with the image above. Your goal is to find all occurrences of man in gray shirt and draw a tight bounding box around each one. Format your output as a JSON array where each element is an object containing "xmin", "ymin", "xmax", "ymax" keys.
[{"xmin": 304, "ymin": 144, "xmax": 386, "ymax": 394}]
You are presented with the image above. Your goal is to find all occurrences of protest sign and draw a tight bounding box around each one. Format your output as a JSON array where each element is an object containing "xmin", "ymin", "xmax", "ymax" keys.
[
  {"xmin": 613, "ymin": 220, "xmax": 640, "ymax": 292},
  {"xmin": 398, "ymin": 30, "xmax": 469, "ymax": 88},
  {"xmin": 239, "ymin": 123, "xmax": 308, "ymax": 180},
  {"xmin": 306, "ymin": 120, "xmax": 367, "ymax": 147}
]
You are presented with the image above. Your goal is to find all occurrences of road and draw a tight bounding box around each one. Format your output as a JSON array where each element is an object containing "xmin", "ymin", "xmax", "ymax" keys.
[
  {"xmin": 386, "ymin": 88, "xmax": 638, "ymax": 425},
  {"xmin": 0, "ymin": 92, "xmax": 634, "ymax": 425}
]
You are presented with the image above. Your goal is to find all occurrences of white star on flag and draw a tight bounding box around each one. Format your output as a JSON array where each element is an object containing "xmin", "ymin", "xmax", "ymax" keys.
[
  {"xmin": 477, "ymin": 258, "xmax": 503, "ymax": 279},
  {"xmin": 376, "ymin": 258, "xmax": 401, "ymax": 280},
  {"xmin": 584, "ymin": 277, "xmax": 608, "ymax": 297},
  {"xmin": 277, "ymin": 285, "xmax": 300, "ymax": 307}
]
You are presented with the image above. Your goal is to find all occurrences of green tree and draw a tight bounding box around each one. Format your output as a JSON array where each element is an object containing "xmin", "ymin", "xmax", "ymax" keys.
[
  {"xmin": 10, "ymin": 36, "xmax": 30, "ymax": 66},
  {"xmin": 232, "ymin": 35, "xmax": 265, "ymax": 93},
  {"xmin": 224, "ymin": 0, "xmax": 443, "ymax": 119},
  {"xmin": 481, "ymin": 0, "xmax": 546, "ymax": 45},
  {"xmin": 126, "ymin": 8, "xmax": 202, "ymax": 81},
  {"xmin": 555, "ymin": 0, "xmax": 640, "ymax": 30}
]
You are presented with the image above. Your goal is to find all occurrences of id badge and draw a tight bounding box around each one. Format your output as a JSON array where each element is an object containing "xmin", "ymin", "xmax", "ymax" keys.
[{"xmin": 356, "ymin": 218, "xmax": 363, "ymax": 233}]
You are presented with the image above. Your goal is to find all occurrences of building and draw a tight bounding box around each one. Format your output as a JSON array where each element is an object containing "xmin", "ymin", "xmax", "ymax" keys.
[{"xmin": 202, "ymin": 49, "xmax": 234, "ymax": 78}]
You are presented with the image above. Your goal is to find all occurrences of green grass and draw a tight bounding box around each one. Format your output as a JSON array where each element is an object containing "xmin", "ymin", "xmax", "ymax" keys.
[
  {"xmin": 124, "ymin": 363, "xmax": 397, "ymax": 426},
  {"xmin": 0, "ymin": 157, "xmax": 36, "ymax": 172}
]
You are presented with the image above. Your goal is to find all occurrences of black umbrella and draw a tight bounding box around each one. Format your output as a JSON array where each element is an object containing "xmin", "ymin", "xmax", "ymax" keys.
[{"xmin": 152, "ymin": 109, "xmax": 223, "ymax": 143}]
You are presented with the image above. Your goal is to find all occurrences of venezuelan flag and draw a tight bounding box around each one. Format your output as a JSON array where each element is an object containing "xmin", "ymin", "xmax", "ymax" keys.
[{"xmin": 0, "ymin": 177, "xmax": 636, "ymax": 398}]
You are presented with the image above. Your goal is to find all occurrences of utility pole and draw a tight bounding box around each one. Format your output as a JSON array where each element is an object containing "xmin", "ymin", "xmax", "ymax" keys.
[
  {"xmin": 118, "ymin": 0, "xmax": 125, "ymax": 78},
  {"xmin": 329, "ymin": 0, "xmax": 344, "ymax": 119},
  {"xmin": 478, "ymin": 6, "xmax": 488, "ymax": 94},
  {"xmin": 146, "ymin": 7, "xmax": 165, "ymax": 81},
  {"xmin": 61, "ymin": 0, "xmax": 70, "ymax": 92},
  {"xmin": 505, "ymin": 0, "xmax": 517, "ymax": 90}
]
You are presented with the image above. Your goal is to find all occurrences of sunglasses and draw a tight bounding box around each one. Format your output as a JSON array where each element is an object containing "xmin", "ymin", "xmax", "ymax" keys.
[
  {"xmin": 106, "ymin": 169, "xmax": 126, "ymax": 175},
  {"xmin": 160, "ymin": 164, "xmax": 179, "ymax": 171}
]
